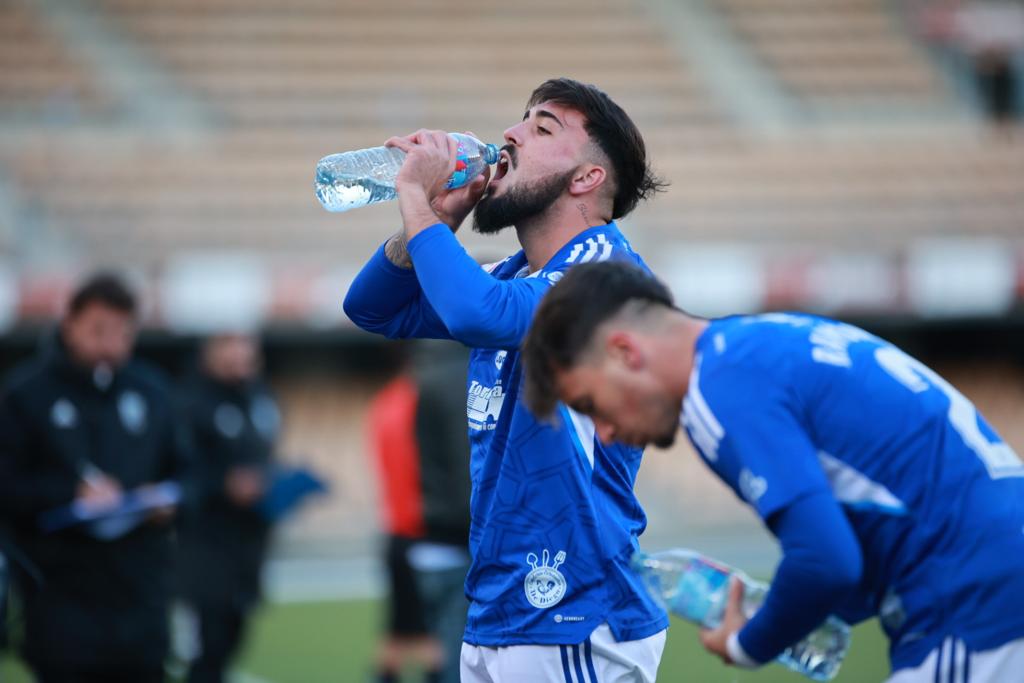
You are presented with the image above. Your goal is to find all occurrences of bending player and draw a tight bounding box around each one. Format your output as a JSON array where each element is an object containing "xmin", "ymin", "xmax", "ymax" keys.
[
  {"xmin": 343, "ymin": 79, "xmax": 669, "ymax": 682},
  {"xmin": 522, "ymin": 260, "xmax": 1024, "ymax": 683}
]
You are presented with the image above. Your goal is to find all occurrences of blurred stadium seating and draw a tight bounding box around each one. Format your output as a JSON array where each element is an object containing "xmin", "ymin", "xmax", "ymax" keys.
[
  {"xmin": 0, "ymin": 0, "xmax": 1021, "ymax": 559},
  {"xmin": 713, "ymin": 0, "xmax": 947, "ymax": 105}
]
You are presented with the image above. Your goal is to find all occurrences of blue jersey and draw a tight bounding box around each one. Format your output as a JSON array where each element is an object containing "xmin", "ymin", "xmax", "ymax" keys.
[
  {"xmin": 344, "ymin": 223, "xmax": 668, "ymax": 646},
  {"xmin": 682, "ymin": 313, "xmax": 1024, "ymax": 669}
]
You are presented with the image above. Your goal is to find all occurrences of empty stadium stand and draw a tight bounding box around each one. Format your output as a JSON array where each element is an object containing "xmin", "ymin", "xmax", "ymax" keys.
[
  {"xmin": 0, "ymin": 2, "xmax": 109, "ymax": 119},
  {"xmin": 1, "ymin": 0, "xmax": 1019, "ymax": 277},
  {"xmin": 711, "ymin": 0, "xmax": 949, "ymax": 106}
]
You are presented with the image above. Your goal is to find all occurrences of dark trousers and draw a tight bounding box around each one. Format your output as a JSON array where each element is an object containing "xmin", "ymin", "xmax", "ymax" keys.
[
  {"xmin": 36, "ymin": 671, "xmax": 163, "ymax": 683},
  {"xmin": 186, "ymin": 603, "xmax": 248, "ymax": 683}
]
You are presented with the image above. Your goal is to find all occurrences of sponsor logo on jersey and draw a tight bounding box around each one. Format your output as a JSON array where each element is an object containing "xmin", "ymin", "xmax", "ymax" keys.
[
  {"xmin": 467, "ymin": 380, "xmax": 504, "ymax": 431},
  {"xmin": 554, "ymin": 614, "xmax": 585, "ymax": 623},
  {"xmin": 524, "ymin": 549, "xmax": 567, "ymax": 609}
]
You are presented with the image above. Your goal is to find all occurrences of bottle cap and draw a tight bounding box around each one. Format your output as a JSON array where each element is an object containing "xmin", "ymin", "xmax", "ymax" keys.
[{"xmin": 483, "ymin": 144, "xmax": 500, "ymax": 165}]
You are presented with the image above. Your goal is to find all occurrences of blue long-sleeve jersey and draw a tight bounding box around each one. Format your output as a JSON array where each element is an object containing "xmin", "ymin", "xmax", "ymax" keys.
[
  {"xmin": 681, "ymin": 313, "xmax": 1024, "ymax": 672},
  {"xmin": 344, "ymin": 223, "xmax": 668, "ymax": 646}
]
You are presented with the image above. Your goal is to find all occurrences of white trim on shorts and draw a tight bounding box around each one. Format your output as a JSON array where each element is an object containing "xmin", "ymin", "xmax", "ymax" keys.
[
  {"xmin": 461, "ymin": 623, "xmax": 666, "ymax": 683},
  {"xmin": 886, "ymin": 636, "xmax": 1024, "ymax": 683}
]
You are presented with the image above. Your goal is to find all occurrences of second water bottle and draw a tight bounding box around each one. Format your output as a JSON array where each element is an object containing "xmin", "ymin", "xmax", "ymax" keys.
[{"xmin": 633, "ymin": 548, "xmax": 852, "ymax": 681}]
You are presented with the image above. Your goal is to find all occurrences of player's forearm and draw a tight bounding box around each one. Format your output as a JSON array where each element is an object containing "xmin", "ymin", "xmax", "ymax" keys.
[
  {"xmin": 739, "ymin": 492, "xmax": 863, "ymax": 664},
  {"xmin": 399, "ymin": 185, "xmax": 444, "ymax": 243},
  {"xmin": 384, "ymin": 232, "xmax": 412, "ymax": 269}
]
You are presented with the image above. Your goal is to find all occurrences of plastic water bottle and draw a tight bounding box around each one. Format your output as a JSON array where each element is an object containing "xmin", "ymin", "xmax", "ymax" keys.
[
  {"xmin": 315, "ymin": 132, "xmax": 500, "ymax": 213},
  {"xmin": 633, "ymin": 549, "xmax": 851, "ymax": 681}
]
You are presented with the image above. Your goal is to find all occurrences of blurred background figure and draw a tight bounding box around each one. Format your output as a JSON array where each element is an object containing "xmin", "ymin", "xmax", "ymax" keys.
[
  {"xmin": 954, "ymin": 0, "xmax": 1024, "ymax": 129},
  {"xmin": 175, "ymin": 332, "xmax": 279, "ymax": 683},
  {"xmin": 0, "ymin": 273, "xmax": 188, "ymax": 683},
  {"xmin": 366, "ymin": 342, "xmax": 471, "ymax": 683},
  {"xmin": 917, "ymin": 0, "xmax": 1024, "ymax": 131},
  {"xmin": 366, "ymin": 345, "xmax": 440, "ymax": 683},
  {"xmin": 405, "ymin": 342, "xmax": 472, "ymax": 683},
  {"xmin": 0, "ymin": 549, "xmax": 8, "ymax": 653}
]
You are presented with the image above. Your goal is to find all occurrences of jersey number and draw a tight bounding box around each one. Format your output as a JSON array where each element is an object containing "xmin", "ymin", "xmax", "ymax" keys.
[{"xmin": 875, "ymin": 346, "xmax": 1024, "ymax": 480}]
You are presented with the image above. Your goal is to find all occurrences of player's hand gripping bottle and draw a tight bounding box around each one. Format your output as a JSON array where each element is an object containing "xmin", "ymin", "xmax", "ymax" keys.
[
  {"xmin": 633, "ymin": 549, "xmax": 851, "ymax": 681},
  {"xmin": 315, "ymin": 132, "xmax": 499, "ymax": 212}
]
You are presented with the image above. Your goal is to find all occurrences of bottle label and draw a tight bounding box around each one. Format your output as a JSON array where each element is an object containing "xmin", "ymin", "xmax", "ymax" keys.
[
  {"xmin": 446, "ymin": 141, "xmax": 473, "ymax": 190},
  {"xmin": 671, "ymin": 559, "xmax": 731, "ymax": 625}
]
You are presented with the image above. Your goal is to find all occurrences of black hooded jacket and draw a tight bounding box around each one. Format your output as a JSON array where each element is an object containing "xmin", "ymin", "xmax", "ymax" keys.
[
  {"xmin": 0, "ymin": 333, "xmax": 190, "ymax": 673},
  {"xmin": 175, "ymin": 369, "xmax": 277, "ymax": 609}
]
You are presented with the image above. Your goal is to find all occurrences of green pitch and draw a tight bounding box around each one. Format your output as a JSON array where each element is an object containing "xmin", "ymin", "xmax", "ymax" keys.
[{"xmin": 1, "ymin": 598, "xmax": 891, "ymax": 682}]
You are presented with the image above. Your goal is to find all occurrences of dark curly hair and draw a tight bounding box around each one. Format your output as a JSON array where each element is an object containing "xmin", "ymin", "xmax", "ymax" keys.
[{"xmin": 527, "ymin": 78, "xmax": 667, "ymax": 219}]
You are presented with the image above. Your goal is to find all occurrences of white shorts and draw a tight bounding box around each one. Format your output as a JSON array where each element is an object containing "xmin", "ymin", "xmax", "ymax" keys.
[
  {"xmin": 886, "ymin": 636, "xmax": 1024, "ymax": 683},
  {"xmin": 461, "ymin": 623, "xmax": 666, "ymax": 683}
]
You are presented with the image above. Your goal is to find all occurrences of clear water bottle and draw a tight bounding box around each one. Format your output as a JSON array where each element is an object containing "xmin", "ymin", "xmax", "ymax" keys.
[
  {"xmin": 633, "ymin": 549, "xmax": 851, "ymax": 681},
  {"xmin": 315, "ymin": 132, "xmax": 500, "ymax": 213}
]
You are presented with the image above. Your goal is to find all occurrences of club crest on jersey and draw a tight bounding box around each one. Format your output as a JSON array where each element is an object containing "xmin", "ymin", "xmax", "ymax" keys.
[
  {"xmin": 117, "ymin": 390, "xmax": 147, "ymax": 434},
  {"xmin": 50, "ymin": 398, "xmax": 78, "ymax": 429},
  {"xmin": 524, "ymin": 549, "xmax": 567, "ymax": 609}
]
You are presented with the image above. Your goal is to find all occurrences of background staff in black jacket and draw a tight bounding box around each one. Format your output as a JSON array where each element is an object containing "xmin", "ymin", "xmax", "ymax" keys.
[
  {"xmin": 176, "ymin": 332, "xmax": 278, "ymax": 683},
  {"xmin": 0, "ymin": 272, "xmax": 190, "ymax": 683}
]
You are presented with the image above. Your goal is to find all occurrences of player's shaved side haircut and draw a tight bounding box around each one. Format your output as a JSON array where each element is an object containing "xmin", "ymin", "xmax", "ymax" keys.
[
  {"xmin": 522, "ymin": 261, "xmax": 675, "ymax": 418},
  {"xmin": 527, "ymin": 78, "xmax": 667, "ymax": 219}
]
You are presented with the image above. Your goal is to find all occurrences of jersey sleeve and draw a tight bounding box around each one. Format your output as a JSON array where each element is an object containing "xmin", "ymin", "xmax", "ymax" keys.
[
  {"xmin": 343, "ymin": 240, "xmax": 454, "ymax": 340},
  {"xmin": 737, "ymin": 489, "xmax": 864, "ymax": 664},
  {"xmin": 406, "ymin": 224, "xmax": 555, "ymax": 349},
  {"xmin": 688, "ymin": 360, "xmax": 832, "ymax": 521}
]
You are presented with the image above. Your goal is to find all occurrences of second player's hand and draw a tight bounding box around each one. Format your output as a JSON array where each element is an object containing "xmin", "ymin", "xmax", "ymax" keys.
[{"xmin": 699, "ymin": 576, "xmax": 749, "ymax": 665}]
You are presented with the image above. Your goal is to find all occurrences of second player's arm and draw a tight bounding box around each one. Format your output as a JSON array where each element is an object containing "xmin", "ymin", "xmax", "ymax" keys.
[
  {"xmin": 718, "ymin": 492, "xmax": 864, "ymax": 667},
  {"xmin": 696, "ymin": 363, "xmax": 864, "ymax": 667}
]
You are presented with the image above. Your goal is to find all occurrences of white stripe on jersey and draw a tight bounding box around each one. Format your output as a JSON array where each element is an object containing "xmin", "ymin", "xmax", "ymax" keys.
[
  {"xmin": 566, "ymin": 243, "xmax": 585, "ymax": 264},
  {"xmin": 579, "ymin": 238, "xmax": 599, "ymax": 263},
  {"xmin": 681, "ymin": 358, "xmax": 725, "ymax": 462},
  {"xmin": 884, "ymin": 636, "xmax": 1024, "ymax": 683},
  {"xmin": 817, "ymin": 451, "xmax": 907, "ymax": 515},
  {"xmin": 563, "ymin": 234, "xmax": 612, "ymax": 265},
  {"xmin": 565, "ymin": 406, "xmax": 596, "ymax": 470}
]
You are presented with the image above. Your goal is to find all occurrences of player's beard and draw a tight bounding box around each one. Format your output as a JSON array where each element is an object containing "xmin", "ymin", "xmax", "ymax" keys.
[
  {"xmin": 652, "ymin": 429, "xmax": 677, "ymax": 449},
  {"xmin": 650, "ymin": 399, "xmax": 683, "ymax": 449},
  {"xmin": 472, "ymin": 168, "xmax": 576, "ymax": 235}
]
